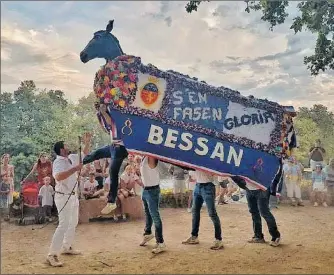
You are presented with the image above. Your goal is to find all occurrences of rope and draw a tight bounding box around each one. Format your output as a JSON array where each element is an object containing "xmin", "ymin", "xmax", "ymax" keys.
[{"xmin": 32, "ymin": 168, "xmax": 81, "ymax": 230}]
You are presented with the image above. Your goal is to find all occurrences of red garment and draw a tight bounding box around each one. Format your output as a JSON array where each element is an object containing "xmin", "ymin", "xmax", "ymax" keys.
[
  {"xmin": 37, "ymin": 161, "xmax": 52, "ymax": 186},
  {"xmin": 22, "ymin": 182, "xmax": 39, "ymax": 206}
]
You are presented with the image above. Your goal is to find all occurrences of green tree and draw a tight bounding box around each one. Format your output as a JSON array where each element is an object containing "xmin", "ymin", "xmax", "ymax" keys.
[
  {"xmin": 297, "ymin": 104, "xmax": 334, "ymax": 162},
  {"xmin": 185, "ymin": 0, "xmax": 334, "ymax": 75},
  {"xmin": 293, "ymin": 117, "xmax": 321, "ymax": 166}
]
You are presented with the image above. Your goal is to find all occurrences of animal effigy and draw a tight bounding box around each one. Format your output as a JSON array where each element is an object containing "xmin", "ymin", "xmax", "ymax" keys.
[{"xmin": 81, "ymin": 20, "xmax": 297, "ymax": 192}]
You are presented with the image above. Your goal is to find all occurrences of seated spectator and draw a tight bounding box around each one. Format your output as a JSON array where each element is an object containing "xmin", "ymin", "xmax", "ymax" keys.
[
  {"xmin": 120, "ymin": 165, "xmax": 143, "ymax": 196},
  {"xmin": 94, "ymin": 160, "xmax": 107, "ymax": 190},
  {"xmin": 113, "ymin": 165, "xmax": 143, "ymax": 221},
  {"xmin": 38, "ymin": 176, "xmax": 55, "ymax": 221},
  {"xmin": 134, "ymin": 155, "xmax": 142, "ymax": 175},
  {"xmin": 0, "ymin": 174, "xmax": 10, "ymax": 221},
  {"xmin": 82, "ymin": 172, "xmax": 100, "ymax": 200},
  {"xmin": 310, "ymin": 164, "xmax": 328, "ymax": 207}
]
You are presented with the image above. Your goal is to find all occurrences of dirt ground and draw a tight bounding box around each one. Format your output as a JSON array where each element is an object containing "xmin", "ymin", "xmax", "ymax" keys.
[{"xmin": 1, "ymin": 203, "xmax": 334, "ymax": 274}]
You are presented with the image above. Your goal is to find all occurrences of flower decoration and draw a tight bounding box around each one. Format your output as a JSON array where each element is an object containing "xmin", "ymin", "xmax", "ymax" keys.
[
  {"xmin": 92, "ymin": 55, "xmax": 291, "ymax": 157},
  {"xmin": 93, "ymin": 55, "xmax": 139, "ymax": 108}
]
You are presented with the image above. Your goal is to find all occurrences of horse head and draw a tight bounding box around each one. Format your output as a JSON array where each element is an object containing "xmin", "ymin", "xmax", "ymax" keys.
[{"xmin": 80, "ymin": 20, "xmax": 124, "ymax": 63}]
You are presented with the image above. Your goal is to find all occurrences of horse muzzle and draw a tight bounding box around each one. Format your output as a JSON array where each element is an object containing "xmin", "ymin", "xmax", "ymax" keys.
[{"xmin": 80, "ymin": 51, "xmax": 88, "ymax": 63}]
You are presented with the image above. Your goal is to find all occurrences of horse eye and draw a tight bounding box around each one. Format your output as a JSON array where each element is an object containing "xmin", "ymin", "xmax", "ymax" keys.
[{"xmin": 95, "ymin": 36, "xmax": 100, "ymax": 40}]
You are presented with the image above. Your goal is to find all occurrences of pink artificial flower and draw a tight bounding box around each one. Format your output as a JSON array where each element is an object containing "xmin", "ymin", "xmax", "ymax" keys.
[
  {"xmin": 122, "ymin": 88, "xmax": 129, "ymax": 96},
  {"xmin": 128, "ymin": 73, "xmax": 136, "ymax": 82}
]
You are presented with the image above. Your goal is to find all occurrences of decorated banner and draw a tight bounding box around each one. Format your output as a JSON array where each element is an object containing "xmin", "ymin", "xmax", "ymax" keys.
[
  {"xmin": 109, "ymin": 109, "xmax": 280, "ymax": 189},
  {"xmin": 93, "ymin": 55, "xmax": 295, "ymax": 189}
]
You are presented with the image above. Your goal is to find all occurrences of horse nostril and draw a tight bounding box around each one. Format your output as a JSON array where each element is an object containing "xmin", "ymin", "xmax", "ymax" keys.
[{"xmin": 80, "ymin": 51, "xmax": 88, "ymax": 63}]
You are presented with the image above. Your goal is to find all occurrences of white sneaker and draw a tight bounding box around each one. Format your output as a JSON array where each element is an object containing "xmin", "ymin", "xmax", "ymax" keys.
[
  {"xmin": 314, "ymin": 202, "xmax": 319, "ymax": 207},
  {"xmin": 323, "ymin": 202, "xmax": 328, "ymax": 207},
  {"xmin": 46, "ymin": 255, "xmax": 63, "ymax": 267},
  {"xmin": 122, "ymin": 214, "xmax": 127, "ymax": 220},
  {"xmin": 187, "ymin": 208, "xmax": 192, "ymax": 213},
  {"xmin": 270, "ymin": 237, "xmax": 281, "ymax": 247},
  {"xmin": 62, "ymin": 247, "xmax": 82, "ymax": 255},
  {"xmin": 113, "ymin": 215, "xmax": 118, "ymax": 221},
  {"xmin": 139, "ymin": 234, "xmax": 154, "ymax": 246},
  {"xmin": 182, "ymin": 236, "xmax": 199, "ymax": 245},
  {"xmin": 152, "ymin": 242, "xmax": 166, "ymax": 254},
  {"xmin": 101, "ymin": 203, "xmax": 117, "ymax": 215},
  {"xmin": 210, "ymin": 239, "xmax": 224, "ymax": 250}
]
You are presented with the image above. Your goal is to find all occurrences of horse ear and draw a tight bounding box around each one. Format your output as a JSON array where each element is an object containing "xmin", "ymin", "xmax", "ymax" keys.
[{"xmin": 106, "ymin": 20, "xmax": 114, "ymax": 33}]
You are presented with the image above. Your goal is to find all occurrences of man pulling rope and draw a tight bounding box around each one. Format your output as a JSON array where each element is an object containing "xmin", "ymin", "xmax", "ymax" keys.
[{"xmin": 46, "ymin": 136, "xmax": 90, "ymax": 267}]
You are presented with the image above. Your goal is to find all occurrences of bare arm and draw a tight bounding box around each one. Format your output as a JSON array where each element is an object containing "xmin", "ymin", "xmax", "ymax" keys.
[
  {"xmin": 54, "ymin": 164, "xmax": 82, "ymax": 182},
  {"xmin": 11, "ymin": 166, "xmax": 15, "ymax": 184},
  {"xmin": 23, "ymin": 163, "xmax": 37, "ymax": 181},
  {"xmin": 168, "ymin": 165, "xmax": 174, "ymax": 175}
]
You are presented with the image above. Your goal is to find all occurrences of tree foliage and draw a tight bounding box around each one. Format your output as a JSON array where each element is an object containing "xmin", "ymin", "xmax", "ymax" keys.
[
  {"xmin": 0, "ymin": 80, "xmax": 109, "ymax": 188},
  {"xmin": 185, "ymin": 0, "xmax": 334, "ymax": 75},
  {"xmin": 294, "ymin": 104, "xmax": 334, "ymax": 166}
]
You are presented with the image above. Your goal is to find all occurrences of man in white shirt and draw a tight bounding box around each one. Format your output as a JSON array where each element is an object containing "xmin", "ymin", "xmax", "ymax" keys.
[
  {"xmin": 46, "ymin": 141, "xmax": 83, "ymax": 267},
  {"xmin": 139, "ymin": 156, "xmax": 167, "ymax": 254},
  {"xmin": 182, "ymin": 170, "xmax": 223, "ymax": 250}
]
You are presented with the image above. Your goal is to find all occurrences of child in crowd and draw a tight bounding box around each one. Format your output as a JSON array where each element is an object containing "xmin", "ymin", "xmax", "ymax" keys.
[
  {"xmin": 114, "ymin": 165, "xmax": 143, "ymax": 221},
  {"xmin": 0, "ymin": 174, "xmax": 10, "ymax": 221},
  {"xmin": 38, "ymin": 176, "xmax": 55, "ymax": 221},
  {"xmin": 284, "ymin": 156, "xmax": 304, "ymax": 206},
  {"xmin": 311, "ymin": 164, "xmax": 328, "ymax": 207},
  {"xmin": 82, "ymin": 172, "xmax": 100, "ymax": 199},
  {"xmin": 120, "ymin": 165, "xmax": 143, "ymax": 196}
]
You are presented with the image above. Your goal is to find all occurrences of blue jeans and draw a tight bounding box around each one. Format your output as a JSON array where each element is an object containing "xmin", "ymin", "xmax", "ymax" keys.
[
  {"xmin": 246, "ymin": 189, "xmax": 280, "ymax": 240},
  {"xmin": 83, "ymin": 144, "xmax": 128, "ymax": 203},
  {"xmin": 269, "ymin": 195, "xmax": 278, "ymax": 209},
  {"xmin": 142, "ymin": 187, "xmax": 164, "ymax": 243},
  {"xmin": 191, "ymin": 183, "xmax": 222, "ymax": 240}
]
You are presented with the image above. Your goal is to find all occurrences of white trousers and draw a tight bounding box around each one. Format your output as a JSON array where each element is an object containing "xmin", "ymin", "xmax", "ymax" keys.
[
  {"xmin": 48, "ymin": 194, "xmax": 79, "ymax": 255},
  {"xmin": 285, "ymin": 180, "xmax": 302, "ymax": 200}
]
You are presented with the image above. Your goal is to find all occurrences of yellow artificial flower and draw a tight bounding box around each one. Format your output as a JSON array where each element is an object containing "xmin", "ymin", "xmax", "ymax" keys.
[
  {"xmin": 119, "ymin": 99, "xmax": 125, "ymax": 108},
  {"xmin": 119, "ymin": 72, "xmax": 127, "ymax": 78},
  {"xmin": 110, "ymin": 88, "xmax": 117, "ymax": 96},
  {"xmin": 128, "ymin": 82, "xmax": 136, "ymax": 89}
]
